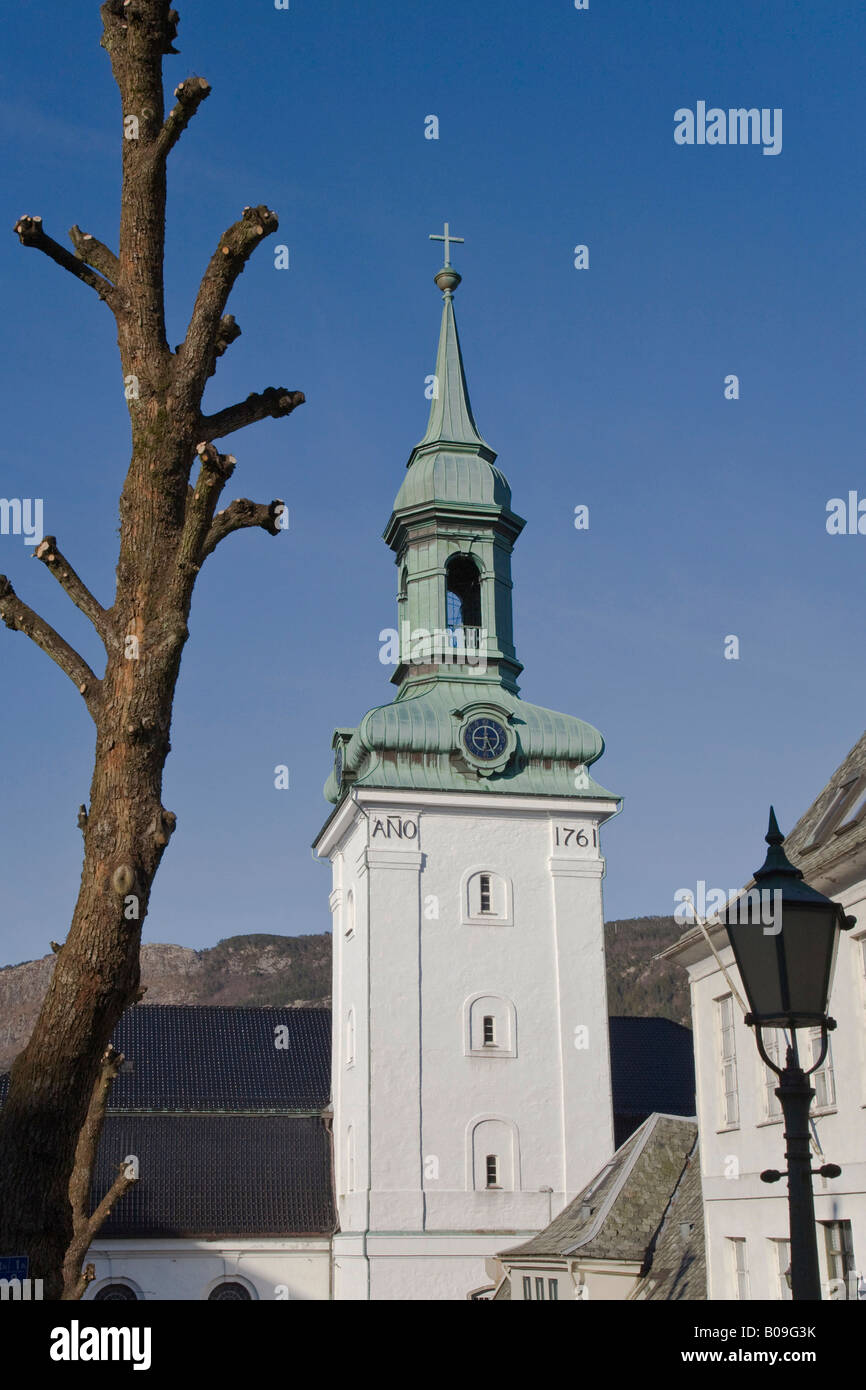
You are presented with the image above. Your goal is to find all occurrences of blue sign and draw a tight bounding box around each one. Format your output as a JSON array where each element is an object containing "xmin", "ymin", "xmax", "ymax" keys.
[{"xmin": 0, "ymin": 1257, "xmax": 29, "ymax": 1280}]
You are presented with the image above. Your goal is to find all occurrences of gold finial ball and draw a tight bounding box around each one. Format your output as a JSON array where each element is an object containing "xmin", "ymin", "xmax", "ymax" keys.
[{"xmin": 434, "ymin": 266, "xmax": 462, "ymax": 294}]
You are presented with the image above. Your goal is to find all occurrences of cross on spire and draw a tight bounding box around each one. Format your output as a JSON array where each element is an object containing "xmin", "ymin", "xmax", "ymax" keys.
[{"xmin": 429, "ymin": 222, "xmax": 464, "ymax": 266}]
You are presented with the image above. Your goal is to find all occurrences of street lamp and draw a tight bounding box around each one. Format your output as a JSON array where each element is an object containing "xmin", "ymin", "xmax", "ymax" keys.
[{"xmin": 720, "ymin": 808, "xmax": 854, "ymax": 1301}]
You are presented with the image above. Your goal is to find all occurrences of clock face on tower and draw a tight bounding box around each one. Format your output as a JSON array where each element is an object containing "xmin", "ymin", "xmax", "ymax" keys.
[{"xmin": 462, "ymin": 716, "xmax": 508, "ymax": 762}]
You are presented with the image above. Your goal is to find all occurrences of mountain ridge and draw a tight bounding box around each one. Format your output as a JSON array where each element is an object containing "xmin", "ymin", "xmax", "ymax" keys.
[{"xmin": 0, "ymin": 916, "xmax": 688, "ymax": 1071}]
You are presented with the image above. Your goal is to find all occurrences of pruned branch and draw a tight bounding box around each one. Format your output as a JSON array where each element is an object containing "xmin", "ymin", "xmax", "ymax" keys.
[
  {"xmin": 199, "ymin": 387, "xmax": 305, "ymax": 441},
  {"xmin": 62, "ymin": 1045, "xmax": 137, "ymax": 1300},
  {"xmin": 14, "ymin": 217, "xmax": 117, "ymax": 306},
  {"xmin": 207, "ymin": 313, "xmax": 242, "ymax": 378},
  {"xmin": 202, "ymin": 498, "xmax": 286, "ymax": 560},
  {"xmin": 68, "ymin": 226, "xmax": 120, "ymax": 283},
  {"xmin": 0, "ymin": 576, "xmax": 102, "ymax": 719},
  {"xmin": 175, "ymin": 205, "xmax": 280, "ymax": 401},
  {"xmin": 34, "ymin": 537, "xmax": 112, "ymax": 646},
  {"xmin": 175, "ymin": 441, "xmax": 237, "ymax": 581},
  {"xmin": 179, "ymin": 314, "xmax": 242, "ymax": 380},
  {"xmin": 156, "ymin": 75, "xmax": 211, "ymax": 157}
]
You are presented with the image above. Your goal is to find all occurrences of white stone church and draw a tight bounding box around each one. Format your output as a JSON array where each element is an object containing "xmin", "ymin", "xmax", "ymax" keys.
[
  {"xmin": 314, "ymin": 249, "xmax": 622, "ymax": 1300},
  {"xmin": 51, "ymin": 243, "xmax": 699, "ymax": 1302}
]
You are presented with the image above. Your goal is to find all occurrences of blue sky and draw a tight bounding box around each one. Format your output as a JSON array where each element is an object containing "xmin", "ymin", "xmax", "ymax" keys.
[{"xmin": 1, "ymin": 0, "xmax": 865, "ymax": 963}]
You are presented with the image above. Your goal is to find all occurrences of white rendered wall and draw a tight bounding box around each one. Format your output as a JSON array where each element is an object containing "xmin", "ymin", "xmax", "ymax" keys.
[
  {"xmin": 685, "ymin": 877, "xmax": 866, "ymax": 1300},
  {"xmin": 82, "ymin": 1238, "xmax": 331, "ymax": 1301},
  {"xmin": 317, "ymin": 787, "xmax": 616, "ymax": 1301}
]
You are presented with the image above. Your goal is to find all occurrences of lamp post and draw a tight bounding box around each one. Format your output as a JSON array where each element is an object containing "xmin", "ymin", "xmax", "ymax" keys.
[{"xmin": 720, "ymin": 809, "xmax": 854, "ymax": 1301}]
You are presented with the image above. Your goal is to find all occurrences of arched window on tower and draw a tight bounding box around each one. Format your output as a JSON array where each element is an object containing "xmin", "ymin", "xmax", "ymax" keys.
[
  {"xmin": 398, "ymin": 566, "xmax": 408, "ymax": 604},
  {"xmin": 468, "ymin": 1117, "xmax": 519, "ymax": 1191},
  {"xmin": 445, "ymin": 554, "xmax": 482, "ymax": 631}
]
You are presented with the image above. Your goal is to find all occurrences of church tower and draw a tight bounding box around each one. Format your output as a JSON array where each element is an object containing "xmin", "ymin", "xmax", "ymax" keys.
[{"xmin": 314, "ymin": 233, "xmax": 620, "ymax": 1301}]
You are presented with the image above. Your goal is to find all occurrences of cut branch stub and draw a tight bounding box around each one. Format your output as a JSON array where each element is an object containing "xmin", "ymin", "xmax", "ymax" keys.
[
  {"xmin": 201, "ymin": 497, "xmax": 287, "ymax": 560},
  {"xmin": 68, "ymin": 226, "xmax": 120, "ymax": 283},
  {"xmin": 34, "ymin": 535, "xmax": 111, "ymax": 644},
  {"xmin": 195, "ymin": 440, "xmax": 236, "ymax": 480},
  {"xmin": 0, "ymin": 574, "xmax": 102, "ymax": 719},
  {"xmin": 157, "ymin": 74, "xmax": 211, "ymax": 156},
  {"xmin": 148, "ymin": 808, "xmax": 176, "ymax": 848},
  {"xmin": 14, "ymin": 216, "xmax": 117, "ymax": 306},
  {"xmin": 199, "ymin": 387, "xmax": 305, "ymax": 441},
  {"xmin": 175, "ymin": 205, "xmax": 280, "ymax": 402},
  {"xmin": 110, "ymin": 865, "xmax": 135, "ymax": 898}
]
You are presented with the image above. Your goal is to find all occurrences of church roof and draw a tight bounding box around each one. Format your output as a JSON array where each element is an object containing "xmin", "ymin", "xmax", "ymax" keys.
[
  {"xmin": 608, "ymin": 1017, "xmax": 696, "ymax": 1145},
  {"xmin": 384, "ymin": 264, "xmax": 522, "ymax": 537},
  {"xmin": 631, "ymin": 1134, "xmax": 706, "ymax": 1301},
  {"xmin": 391, "ymin": 448, "xmax": 514, "ymax": 515},
  {"xmin": 324, "ymin": 679, "xmax": 614, "ymax": 803},
  {"xmin": 92, "ymin": 1114, "xmax": 335, "ymax": 1238},
  {"xmin": 0, "ymin": 1005, "xmax": 336, "ymax": 1242},
  {"xmin": 106, "ymin": 1004, "xmax": 331, "ymax": 1114},
  {"xmin": 413, "ymin": 284, "xmax": 490, "ymax": 455},
  {"xmin": 498, "ymin": 1114, "xmax": 700, "ymax": 1268}
]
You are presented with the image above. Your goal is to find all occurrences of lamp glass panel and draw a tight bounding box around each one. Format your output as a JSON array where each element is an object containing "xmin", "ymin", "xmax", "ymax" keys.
[{"xmin": 726, "ymin": 900, "xmax": 839, "ymax": 1026}]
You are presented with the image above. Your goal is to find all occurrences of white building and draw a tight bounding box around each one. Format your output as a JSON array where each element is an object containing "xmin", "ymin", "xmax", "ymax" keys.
[
  {"xmin": 666, "ymin": 732, "xmax": 866, "ymax": 1301},
  {"xmin": 314, "ymin": 249, "xmax": 622, "ymax": 1300}
]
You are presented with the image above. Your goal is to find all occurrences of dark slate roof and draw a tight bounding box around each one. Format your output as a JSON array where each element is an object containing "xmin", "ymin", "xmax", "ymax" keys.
[
  {"xmin": 92, "ymin": 1114, "xmax": 335, "ymax": 1237},
  {"xmin": 633, "ymin": 1140, "xmax": 706, "ymax": 1301},
  {"xmin": 106, "ymin": 1005, "xmax": 331, "ymax": 1113},
  {"xmin": 608, "ymin": 1016, "xmax": 695, "ymax": 1120},
  {"xmin": 499, "ymin": 1114, "xmax": 698, "ymax": 1264},
  {"xmin": 784, "ymin": 729, "xmax": 866, "ymax": 894}
]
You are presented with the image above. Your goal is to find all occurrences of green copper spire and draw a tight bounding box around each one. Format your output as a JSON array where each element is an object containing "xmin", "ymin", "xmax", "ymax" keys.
[
  {"xmin": 318, "ymin": 233, "xmax": 617, "ymax": 810},
  {"xmin": 415, "ymin": 234, "xmax": 489, "ymax": 453}
]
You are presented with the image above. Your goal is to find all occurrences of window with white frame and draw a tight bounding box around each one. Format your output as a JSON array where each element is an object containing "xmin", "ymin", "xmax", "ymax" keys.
[
  {"xmin": 761, "ymin": 1028, "xmax": 786, "ymax": 1119},
  {"xmin": 345, "ymin": 888, "xmax": 355, "ymax": 937},
  {"xmin": 808, "ymin": 1027, "xmax": 836, "ymax": 1109},
  {"xmin": 823, "ymin": 1220, "xmax": 855, "ymax": 1299},
  {"xmin": 462, "ymin": 869, "xmax": 512, "ymax": 925},
  {"xmin": 729, "ymin": 1238, "xmax": 749, "ymax": 1299},
  {"xmin": 718, "ymin": 995, "xmax": 739, "ymax": 1127},
  {"xmin": 770, "ymin": 1238, "xmax": 792, "ymax": 1300},
  {"xmin": 471, "ymin": 1118, "xmax": 516, "ymax": 1191},
  {"xmin": 345, "ymin": 1008, "xmax": 355, "ymax": 1067},
  {"xmin": 522, "ymin": 1276, "xmax": 531, "ymax": 1300},
  {"xmin": 548, "ymin": 1278, "xmax": 559, "ymax": 1300},
  {"xmin": 465, "ymin": 994, "xmax": 516, "ymax": 1057}
]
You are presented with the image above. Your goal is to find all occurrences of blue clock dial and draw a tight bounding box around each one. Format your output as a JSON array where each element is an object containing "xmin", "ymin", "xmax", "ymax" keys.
[{"xmin": 463, "ymin": 716, "xmax": 508, "ymax": 761}]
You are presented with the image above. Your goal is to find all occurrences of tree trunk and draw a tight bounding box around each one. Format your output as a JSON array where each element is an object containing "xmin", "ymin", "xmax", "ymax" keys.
[{"xmin": 0, "ymin": 0, "xmax": 303, "ymax": 1297}]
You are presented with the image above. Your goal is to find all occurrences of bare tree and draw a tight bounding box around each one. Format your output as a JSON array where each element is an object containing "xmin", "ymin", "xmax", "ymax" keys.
[{"xmin": 0, "ymin": 0, "xmax": 303, "ymax": 1296}]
